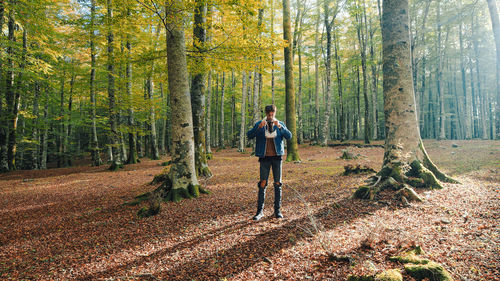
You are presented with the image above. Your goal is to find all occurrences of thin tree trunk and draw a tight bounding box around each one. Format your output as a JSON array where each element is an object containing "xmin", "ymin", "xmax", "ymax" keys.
[
  {"xmin": 437, "ymin": 0, "xmax": 446, "ymax": 140},
  {"xmin": 126, "ymin": 8, "xmax": 137, "ymax": 164},
  {"xmin": 90, "ymin": 0, "xmax": 102, "ymax": 166},
  {"xmin": 30, "ymin": 83, "xmax": 40, "ymax": 169},
  {"xmin": 231, "ymin": 69, "xmax": 236, "ymax": 147},
  {"xmin": 107, "ymin": 0, "xmax": 121, "ymax": 170},
  {"xmin": 206, "ymin": 72, "xmax": 212, "ymax": 155},
  {"xmin": 190, "ymin": 0, "xmax": 211, "ymax": 176},
  {"xmin": 486, "ymin": 0, "xmax": 500, "ymax": 138},
  {"xmin": 66, "ymin": 72, "xmax": 75, "ymax": 166},
  {"xmin": 40, "ymin": 86, "xmax": 49, "ymax": 170},
  {"xmin": 58, "ymin": 69, "xmax": 65, "ymax": 168},
  {"xmin": 356, "ymin": 0, "xmax": 370, "ymax": 144},
  {"xmin": 297, "ymin": 30, "xmax": 303, "ymax": 144},
  {"xmin": 334, "ymin": 28, "xmax": 345, "ymax": 142},
  {"xmin": 5, "ymin": 5, "xmax": 16, "ymax": 170},
  {"xmin": 219, "ymin": 72, "xmax": 225, "ymax": 148},
  {"xmin": 321, "ymin": 0, "xmax": 333, "ymax": 146},
  {"xmin": 459, "ymin": 0, "xmax": 471, "ymax": 139},
  {"xmin": 314, "ymin": 0, "xmax": 320, "ymax": 141},
  {"xmin": 238, "ymin": 71, "xmax": 247, "ymax": 152}
]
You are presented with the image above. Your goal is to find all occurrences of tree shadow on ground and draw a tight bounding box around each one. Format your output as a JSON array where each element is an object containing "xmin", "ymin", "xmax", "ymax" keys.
[{"xmin": 84, "ymin": 196, "xmax": 383, "ymax": 280}]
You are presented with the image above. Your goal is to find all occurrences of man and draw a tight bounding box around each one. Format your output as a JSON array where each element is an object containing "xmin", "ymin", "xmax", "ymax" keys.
[{"xmin": 247, "ymin": 105, "xmax": 292, "ymax": 220}]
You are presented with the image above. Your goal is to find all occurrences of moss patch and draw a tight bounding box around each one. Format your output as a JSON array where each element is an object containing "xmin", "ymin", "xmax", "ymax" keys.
[
  {"xmin": 374, "ymin": 269, "xmax": 403, "ymax": 281},
  {"xmin": 390, "ymin": 247, "xmax": 428, "ymax": 264},
  {"xmin": 404, "ymin": 261, "xmax": 453, "ymax": 281}
]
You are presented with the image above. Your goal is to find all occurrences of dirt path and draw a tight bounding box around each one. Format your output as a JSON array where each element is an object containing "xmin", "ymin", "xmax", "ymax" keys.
[{"xmin": 0, "ymin": 141, "xmax": 498, "ymax": 280}]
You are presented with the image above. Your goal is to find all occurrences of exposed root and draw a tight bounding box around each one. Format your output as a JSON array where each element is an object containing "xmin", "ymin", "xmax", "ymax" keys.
[
  {"xmin": 137, "ymin": 172, "xmax": 210, "ymax": 217},
  {"xmin": 419, "ymin": 141, "xmax": 459, "ymax": 184},
  {"xmin": 354, "ymin": 150, "xmax": 459, "ymax": 201},
  {"xmin": 197, "ymin": 165, "xmax": 212, "ymax": 179}
]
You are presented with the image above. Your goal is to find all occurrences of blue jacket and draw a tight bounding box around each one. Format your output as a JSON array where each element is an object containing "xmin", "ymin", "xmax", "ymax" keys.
[{"xmin": 247, "ymin": 120, "xmax": 292, "ymax": 158}]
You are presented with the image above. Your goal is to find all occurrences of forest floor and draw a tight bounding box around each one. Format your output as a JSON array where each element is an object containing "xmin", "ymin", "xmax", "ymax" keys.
[{"xmin": 0, "ymin": 140, "xmax": 499, "ymax": 280}]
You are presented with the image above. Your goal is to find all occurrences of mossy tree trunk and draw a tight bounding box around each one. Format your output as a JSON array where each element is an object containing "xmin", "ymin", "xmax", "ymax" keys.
[
  {"xmin": 355, "ymin": 0, "xmax": 457, "ymax": 201},
  {"xmin": 191, "ymin": 0, "xmax": 212, "ymax": 178},
  {"xmin": 283, "ymin": 0, "xmax": 300, "ymax": 161}
]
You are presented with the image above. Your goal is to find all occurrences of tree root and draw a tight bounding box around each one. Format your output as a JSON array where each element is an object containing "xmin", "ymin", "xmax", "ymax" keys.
[
  {"xmin": 354, "ymin": 155, "xmax": 458, "ymax": 201},
  {"xmin": 196, "ymin": 165, "xmax": 212, "ymax": 179},
  {"xmin": 419, "ymin": 141, "xmax": 459, "ymax": 184},
  {"xmin": 137, "ymin": 172, "xmax": 210, "ymax": 217}
]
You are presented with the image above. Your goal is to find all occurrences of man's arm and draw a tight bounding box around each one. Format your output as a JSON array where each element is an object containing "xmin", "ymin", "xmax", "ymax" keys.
[
  {"xmin": 279, "ymin": 122, "xmax": 292, "ymax": 140},
  {"xmin": 247, "ymin": 121, "xmax": 261, "ymax": 139}
]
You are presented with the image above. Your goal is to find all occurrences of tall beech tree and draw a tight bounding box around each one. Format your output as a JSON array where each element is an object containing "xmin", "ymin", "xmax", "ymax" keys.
[
  {"xmin": 354, "ymin": 0, "xmax": 458, "ymax": 201},
  {"xmin": 149, "ymin": 0, "xmax": 208, "ymax": 204},
  {"xmin": 283, "ymin": 0, "xmax": 300, "ymax": 161}
]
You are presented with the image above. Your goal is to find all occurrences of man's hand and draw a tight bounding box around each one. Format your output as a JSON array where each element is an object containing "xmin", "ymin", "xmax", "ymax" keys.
[
  {"xmin": 274, "ymin": 120, "xmax": 281, "ymax": 128},
  {"xmin": 258, "ymin": 120, "xmax": 266, "ymax": 128}
]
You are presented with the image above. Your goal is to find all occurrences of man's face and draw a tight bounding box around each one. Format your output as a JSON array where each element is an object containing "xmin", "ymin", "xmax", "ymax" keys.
[{"xmin": 266, "ymin": 110, "xmax": 276, "ymax": 120}]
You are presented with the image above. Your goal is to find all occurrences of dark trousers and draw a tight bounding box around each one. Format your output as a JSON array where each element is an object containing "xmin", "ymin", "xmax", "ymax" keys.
[{"xmin": 256, "ymin": 157, "xmax": 282, "ymax": 215}]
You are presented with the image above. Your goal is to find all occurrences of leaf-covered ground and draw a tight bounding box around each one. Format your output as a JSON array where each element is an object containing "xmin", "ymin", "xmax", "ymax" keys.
[{"xmin": 0, "ymin": 140, "xmax": 498, "ymax": 280}]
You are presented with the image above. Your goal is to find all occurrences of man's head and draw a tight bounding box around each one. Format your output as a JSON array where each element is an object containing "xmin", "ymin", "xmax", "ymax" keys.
[{"xmin": 265, "ymin": 105, "xmax": 277, "ymax": 120}]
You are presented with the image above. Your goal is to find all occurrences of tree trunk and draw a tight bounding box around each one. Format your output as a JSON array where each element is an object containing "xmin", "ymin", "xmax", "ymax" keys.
[
  {"xmin": 146, "ymin": 73, "xmax": 159, "ymax": 159},
  {"xmin": 271, "ymin": 0, "xmax": 275, "ymax": 105},
  {"xmin": 126, "ymin": 9, "xmax": 138, "ymax": 164},
  {"xmin": 40, "ymin": 86, "xmax": 49, "ymax": 170},
  {"xmin": 334, "ymin": 28, "xmax": 345, "ymax": 142},
  {"xmin": 30, "ymin": 83, "xmax": 40, "ymax": 170},
  {"xmin": 90, "ymin": 0, "xmax": 102, "ymax": 166},
  {"xmin": 66, "ymin": 72, "xmax": 75, "ymax": 166},
  {"xmin": 436, "ymin": 0, "xmax": 446, "ymax": 140},
  {"xmin": 238, "ymin": 71, "xmax": 247, "ymax": 152},
  {"xmin": 355, "ymin": 0, "xmax": 457, "ymax": 200},
  {"xmin": 219, "ymin": 72, "xmax": 225, "ymax": 148},
  {"xmin": 356, "ymin": 0, "xmax": 370, "ymax": 144},
  {"xmin": 0, "ymin": 0, "xmax": 7, "ymax": 172},
  {"xmin": 459, "ymin": 0, "xmax": 471, "ymax": 139},
  {"xmin": 283, "ymin": 0, "xmax": 300, "ymax": 161},
  {"xmin": 214, "ymin": 73, "xmax": 219, "ymax": 147},
  {"xmin": 314, "ymin": 0, "xmax": 320, "ymax": 141},
  {"xmin": 486, "ymin": 0, "xmax": 500, "ymax": 138},
  {"xmin": 154, "ymin": 0, "xmax": 207, "ymax": 203},
  {"xmin": 321, "ymin": 0, "xmax": 333, "ymax": 146},
  {"xmin": 369, "ymin": 16, "xmax": 378, "ymax": 140},
  {"xmin": 206, "ymin": 71, "xmax": 212, "ymax": 155},
  {"xmin": 107, "ymin": 0, "xmax": 121, "ymax": 170},
  {"xmin": 297, "ymin": 30, "xmax": 303, "ymax": 144},
  {"xmin": 191, "ymin": 0, "xmax": 211, "ymax": 176},
  {"xmin": 5, "ymin": 5, "xmax": 16, "ymax": 170},
  {"xmin": 231, "ymin": 70, "xmax": 236, "ymax": 147}
]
